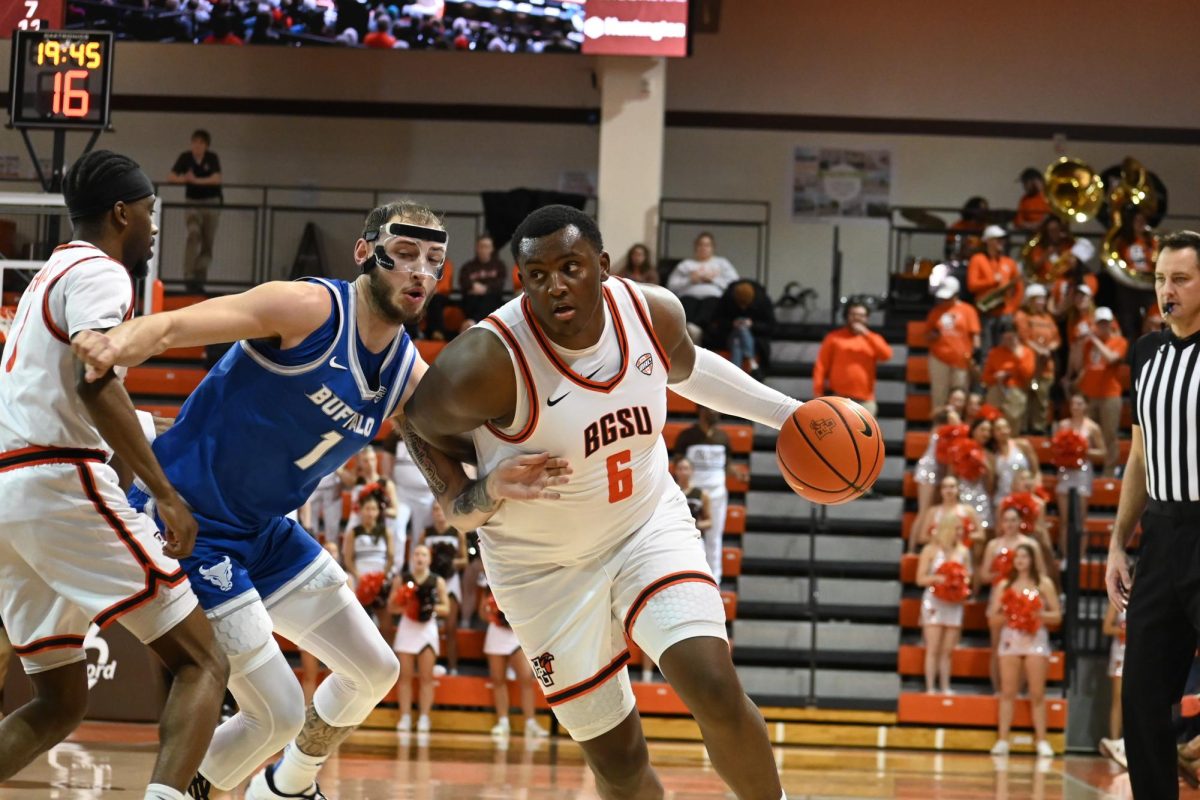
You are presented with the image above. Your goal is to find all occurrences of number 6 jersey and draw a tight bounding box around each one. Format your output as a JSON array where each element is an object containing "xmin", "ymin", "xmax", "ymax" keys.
[
  {"xmin": 472, "ymin": 276, "xmax": 677, "ymax": 567},
  {"xmin": 150, "ymin": 278, "xmax": 418, "ymax": 531}
]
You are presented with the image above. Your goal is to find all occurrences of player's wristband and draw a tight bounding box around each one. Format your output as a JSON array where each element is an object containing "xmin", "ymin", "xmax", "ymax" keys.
[
  {"xmin": 135, "ymin": 410, "xmax": 157, "ymax": 443},
  {"xmin": 670, "ymin": 348, "xmax": 801, "ymax": 430}
]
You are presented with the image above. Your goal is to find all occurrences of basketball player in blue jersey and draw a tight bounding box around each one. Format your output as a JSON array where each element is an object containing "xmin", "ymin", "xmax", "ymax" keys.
[
  {"xmin": 72, "ymin": 200, "xmax": 569, "ymax": 800},
  {"xmin": 404, "ymin": 206, "xmax": 801, "ymax": 800}
]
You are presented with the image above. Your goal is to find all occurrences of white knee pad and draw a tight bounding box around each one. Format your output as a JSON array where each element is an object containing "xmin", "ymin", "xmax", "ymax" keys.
[
  {"xmin": 295, "ymin": 592, "xmax": 400, "ymax": 728},
  {"xmin": 267, "ymin": 553, "xmax": 353, "ymax": 643},
  {"xmin": 208, "ymin": 595, "xmax": 277, "ymax": 676},
  {"xmin": 630, "ymin": 580, "xmax": 728, "ymax": 665}
]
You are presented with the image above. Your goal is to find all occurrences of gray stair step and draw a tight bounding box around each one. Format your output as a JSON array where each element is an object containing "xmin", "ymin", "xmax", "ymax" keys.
[
  {"xmin": 742, "ymin": 532, "xmax": 902, "ymax": 563},
  {"xmin": 738, "ymin": 575, "xmax": 901, "ymax": 607},
  {"xmin": 770, "ymin": 341, "xmax": 908, "ymax": 366},
  {"xmin": 732, "ymin": 620, "xmax": 900, "ymax": 652},
  {"xmin": 767, "ymin": 377, "xmax": 907, "ymax": 404},
  {"xmin": 745, "ymin": 491, "xmax": 904, "ymax": 521},
  {"xmin": 750, "ymin": 452, "xmax": 905, "ymax": 481},
  {"xmin": 737, "ymin": 666, "xmax": 901, "ymax": 701},
  {"xmin": 752, "ymin": 417, "xmax": 906, "ymax": 445}
]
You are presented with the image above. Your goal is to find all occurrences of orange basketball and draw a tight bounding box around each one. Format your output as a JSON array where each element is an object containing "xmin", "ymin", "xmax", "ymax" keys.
[{"xmin": 776, "ymin": 396, "xmax": 885, "ymax": 505}]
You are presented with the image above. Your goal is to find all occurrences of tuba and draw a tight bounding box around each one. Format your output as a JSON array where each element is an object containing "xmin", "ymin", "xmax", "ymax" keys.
[
  {"xmin": 1100, "ymin": 157, "xmax": 1159, "ymax": 289},
  {"xmin": 1021, "ymin": 158, "xmax": 1105, "ymax": 284}
]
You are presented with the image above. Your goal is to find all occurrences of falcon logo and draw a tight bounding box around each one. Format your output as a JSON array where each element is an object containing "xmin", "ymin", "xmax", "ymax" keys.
[
  {"xmin": 531, "ymin": 652, "xmax": 556, "ymax": 688},
  {"xmin": 199, "ymin": 555, "xmax": 234, "ymax": 592},
  {"xmin": 636, "ymin": 353, "xmax": 654, "ymax": 375},
  {"xmin": 809, "ymin": 417, "xmax": 837, "ymax": 440}
]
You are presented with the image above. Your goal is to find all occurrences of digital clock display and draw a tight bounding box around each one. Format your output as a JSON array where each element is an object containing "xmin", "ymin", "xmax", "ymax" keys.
[{"xmin": 7, "ymin": 30, "xmax": 113, "ymax": 130}]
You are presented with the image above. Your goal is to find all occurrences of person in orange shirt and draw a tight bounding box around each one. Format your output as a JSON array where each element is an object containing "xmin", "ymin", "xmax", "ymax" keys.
[
  {"xmin": 1112, "ymin": 208, "xmax": 1159, "ymax": 346},
  {"xmin": 982, "ymin": 319, "xmax": 1036, "ymax": 434},
  {"xmin": 1013, "ymin": 284, "xmax": 1061, "ymax": 434},
  {"xmin": 944, "ymin": 196, "xmax": 989, "ymax": 262},
  {"xmin": 925, "ymin": 277, "xmax": 981, "ymax": 410},
  {"xmin": 1070, "ymin": 307, "xmax": 1127, "ymax": 476},
  {"xmin": 968, "ymin": 226, "xmax": 1023, "ymax": 349},
  {"xmin": 1025, "ymin": 216, "xmax": 1076, "ymax": 286},
  {"xmin": 813, "ymin": 302, "xmax": 894, "ymax": 415},
  {"xmin": 1014, "ymin": 168, "xmax": 1050, "ymax": 230}
]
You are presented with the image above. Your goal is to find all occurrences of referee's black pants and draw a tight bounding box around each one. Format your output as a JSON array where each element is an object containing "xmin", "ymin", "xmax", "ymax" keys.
[{"xmin": 1124, "ymin": 502, "xmax": 1200, "ymax": 799}]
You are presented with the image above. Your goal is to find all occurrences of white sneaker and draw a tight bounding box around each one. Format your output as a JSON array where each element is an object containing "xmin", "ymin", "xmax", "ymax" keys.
[
  {"xmin": 417, "ymin": 714, "xmax": 432, "ymax": 733},
  {"xmin": 990, "ymin": 740, "xmax": 1010, "ymax": 756},
  {"xmin": 395, "ymin": 714, "xmax": 411, "ymax": 732},
  {"xmin": 491, "ymin": 718, "xmax": 511, "ymax": 738},
  {"xmin": 432, "ymin": 664, "xmax": 447, "ymax": 678},
  {"xmin": 524, "ymin": 718, "xmax": 549, "ymax": 738},
  {"xmin": 505, "ymin": 666, "xmax": 517, "ymax": 681},
  {"xmin": 1100, "ymin": 737, "xmax": 1128, "ymax": 769},
  {"xmin": 245, "ymin": 763, "xmax": 326, "ymax": 799},
  {"xmin": 1036, "ymin": 739, "xmax": 1055, "ymax": 758}
]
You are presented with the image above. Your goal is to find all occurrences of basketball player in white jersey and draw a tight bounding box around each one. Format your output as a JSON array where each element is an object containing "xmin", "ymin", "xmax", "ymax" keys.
[
  {"xmin": 404, "ymin": 205, "xmax": 799, "ymax": 800},
  {"xmin": 0, "ymin": 150, "xmax": 228, "ymax": 800}
]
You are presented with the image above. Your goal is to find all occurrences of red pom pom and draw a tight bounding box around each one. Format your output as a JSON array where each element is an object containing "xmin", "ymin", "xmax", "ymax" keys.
[
  {"xmin": 1000, "ymin": 491, "xmax": 1039, "ymax": 531},
  {"xmin": 935, "ymin": 424, "xmax": 970, "ymax": 465},
  {"xmin": 1001, "ymin": 586, "xmax": 1043, "ymax": 634},
  {"xmin": 932, "ymin": 560, "xmax": 971, "ymax": 602},
  {"xmin": 978, "ymin": 403, "xmax": 1003, "ymax": 422},
  {"xmin": 949, "ymin": 438, "xmax": 987, "ymax": 482},
  {"xmin": 355, "ymin": 571, "xmax": 385, "ymax": 606},
  {"xmin": 1052, "ymin": 428, "xmax": 1089, "ymax": 469},
  {"xmin": 990, "ymin": 547, "xmax": 1015, "ymax": 586}
]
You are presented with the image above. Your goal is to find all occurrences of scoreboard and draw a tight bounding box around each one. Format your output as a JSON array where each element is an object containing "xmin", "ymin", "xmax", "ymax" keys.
[
  {"xmin": 1, "ymin": 0, "xmax": 65, "ymax": 34},
  {"xmin": 7, "ymin": 29, "xmax": 113, "ymax": 130}
]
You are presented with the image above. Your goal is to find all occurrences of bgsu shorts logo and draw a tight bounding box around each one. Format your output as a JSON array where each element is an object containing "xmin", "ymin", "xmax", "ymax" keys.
[
  {"xmin": 809, "ymin": 417, "xmax": 837, "ymax": 440},
  {"xmin": 531, "ymin": 652, "xmax": 556, "ymax": 687}
]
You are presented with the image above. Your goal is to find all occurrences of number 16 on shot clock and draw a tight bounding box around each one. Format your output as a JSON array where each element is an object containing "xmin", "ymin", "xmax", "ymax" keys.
[{"xmin": 7, "ymin": 29, "xmax": 113, "ymax": 130}]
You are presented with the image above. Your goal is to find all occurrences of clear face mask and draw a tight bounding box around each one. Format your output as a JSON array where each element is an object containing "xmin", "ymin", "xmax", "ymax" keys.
[{"xmin": 363, "ymin": 222, "xmax": 448, "ymax": 280}]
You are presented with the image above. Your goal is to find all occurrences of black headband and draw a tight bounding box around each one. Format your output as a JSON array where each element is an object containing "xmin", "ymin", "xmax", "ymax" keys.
[
  {"xmin": 67, "ymin": 168, "xmax": 155, "ymax": 221},
  {"xmin": 364, "ymin": 222, "xmax": 448, "ymax": 245}
]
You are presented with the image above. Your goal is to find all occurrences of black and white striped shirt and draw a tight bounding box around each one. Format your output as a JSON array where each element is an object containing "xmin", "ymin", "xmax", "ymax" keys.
[{"xmin": 1131, "ymin": 329, "xmax": 1200, "ymax": 501}]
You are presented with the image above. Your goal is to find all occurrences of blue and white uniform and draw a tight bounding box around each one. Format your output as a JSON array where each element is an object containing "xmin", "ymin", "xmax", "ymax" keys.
[{"xmin": 130, "ymin": 278, "xmax": 417, "ymax": 614}]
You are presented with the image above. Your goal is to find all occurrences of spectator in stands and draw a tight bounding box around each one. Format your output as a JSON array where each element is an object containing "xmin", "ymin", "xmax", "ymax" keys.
[
  {"xmin": 909, "ymin": 475, "xmax": 983, "ymax": 556},
  {"xmin": 390, "ymin": 544, "xmax": 449, "ymax": 734},
  {"xmin": 944, "ymin": 196, "xmax": 989, "ymax": 262},
  {"xmin": 1026, "ymin": 215, "xmax": 1076, "ymax": 289},
  {"xmin": 667, "ymin": 232, "xmax": 740, "ymax": 342},
  {"xmin": 917, "ymin": 513, "xmax": 971, "ymax": 695},
  {"xmin": 1048, "ymin": 259, "xmax": 1098, "ymax": 322},
  {"xmin": 812, "ymin": 301, "xmax": 893, "ymax": 416},
  {"xmin": 925, "ymin": 277, "xmax": 981, "ymax": 411},
  {"xmin": 419, "ymin": 502, "xmax": 467, "ymax": 676},
  {"xmin": 1014, "ymin": 284, "xmax": 1061, "ymax": 434},
  {"xmin": 964, "ymin": 392, "xmax": 985, "ymax": 427},
  {"xmin": 458, "ymin": 234, "xmax": 506, "ymax": 326},
  {"xmin": 992, "ymin": 417, "xmax": 1040, "ymax": 500},
  {"xmin": 707, "ymin": 280, "xmax": 775, "ymax": 378},
  {"xmin": 955, "ymin": 418, "xmax": 996, "ymax": 539},
  {"xmin": 914, "ymin": 407, "xmax": 960, "ymax": 517},
  {"xmin": 345, "ymin": 445, "xmax": 401, "ymax": 542},
  {"xmin": 947, "ymin": 387, "xmax": 968, "ymax": 421},
  {"xmin": 1014, "ymin": 167, "xmax": 1050, "ymax": 231},
  {"xmin": 1100, "ymin": 599, "xmax": 1128, "ymax": 770},
  {"xmin": 478, "ymin": 572, "xmax": 549, "ymax": 740},
  {"xmin": 1051, "ymin": 392, "xmax": 1106, "ymax": 555},
  {"xmin": 365, "ymin": 15, "xmax": 398, "ymax": 47},
  {"xmin": 168, "ymin": 129, "xmax": 223, "ymax": 293},
  {"xmin": 672, "ymin": 407, "xmax": 745, "ymax": 583},
  {"xmin": 202, "ymin": 13, "xmax": 245, "ymax": 44},
  {"xmin": 968, "ymin": 226, "xmax": 1024, "ymax": 351},
  {"xmin": 1071, "ymin": 307, "xmax": 1128, "ymax": 476},
  {"xmin": 1111, "ymin": 208, "xmax": 1158, "ymax": 343},
  {"xmin": 982, "ymin": 319, "xmax": 1035, "ymax": 434},
  {"xmin": 617, "ymin": 243, "xmax": 659, "ymax": 285},
  {"xmin": 989, "ymin": 543, "xmax": 1061, "ymax": 758}
]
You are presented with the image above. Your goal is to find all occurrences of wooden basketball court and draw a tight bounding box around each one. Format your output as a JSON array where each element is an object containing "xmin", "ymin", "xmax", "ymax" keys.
[{"xmin": 0, "ymin": 721, "xmax": 1147, "ymax": 798}]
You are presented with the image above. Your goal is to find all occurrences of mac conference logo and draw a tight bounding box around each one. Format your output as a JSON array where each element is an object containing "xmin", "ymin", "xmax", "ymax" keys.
[{"xmin": 84, "ymin": 624, "xmax": 118, "ymax": 690}]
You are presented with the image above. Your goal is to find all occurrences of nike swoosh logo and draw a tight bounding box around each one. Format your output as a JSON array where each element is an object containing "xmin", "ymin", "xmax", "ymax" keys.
[
  {"xmin": 548, "ymin": 393, "xmax": 568, "ymax": 406},
  {"xmin": 330, "ymin": 357, "xmax": 347, "ymax": 370},
  {"xmin": 585, "ymin": 367, "xmax": 603, "ymax": 380}
]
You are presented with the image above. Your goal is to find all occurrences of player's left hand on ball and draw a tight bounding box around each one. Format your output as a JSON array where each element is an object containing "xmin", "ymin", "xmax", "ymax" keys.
[
  {"xmin": 489, "ymin": 453, "xmax": 572, "ymax": 501},
  {"xmin": 157, "ymin": 491, "xmax": 199, "ymax": 559},
  {"xmin": 71, "ymin": 330, "xmax": 120, "ymax": 382}
]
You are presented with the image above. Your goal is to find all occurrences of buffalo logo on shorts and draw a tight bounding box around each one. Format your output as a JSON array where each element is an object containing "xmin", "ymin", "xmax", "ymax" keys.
[
  {"xmin": 636, "ymin": 353, "xmax": 654, "ymax": 375},
  {"xmin": 809, "ymin": 417, "xmax": 837, "ymax": 440},
  {"xmin": 531, "ymin": 652, "xmax": 556, "ymax": 688},
  {"xmin": 199, "ymin": 555, "xmax": 234, "ymax": 592}
]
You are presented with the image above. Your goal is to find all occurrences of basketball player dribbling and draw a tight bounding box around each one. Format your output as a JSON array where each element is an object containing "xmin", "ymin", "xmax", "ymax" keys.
[
  {"xmin": 71, "ymin": 200, "xmax": 566, "ymax": 799},
  {"xmin": 404, "ymin": 205, "xmax": 802, "ymax": 800},
  {"xmin": 0, "ymin": 150, "xmax": 228, "ymax": 800}
]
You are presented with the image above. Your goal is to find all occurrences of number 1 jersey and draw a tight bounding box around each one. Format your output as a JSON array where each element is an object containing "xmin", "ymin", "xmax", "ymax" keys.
[{"xmin": 151, "ymin": 278, "xmax": 417, "ymax": 531}]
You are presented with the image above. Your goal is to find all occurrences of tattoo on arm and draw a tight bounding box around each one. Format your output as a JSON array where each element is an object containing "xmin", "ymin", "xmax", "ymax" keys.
[
  {"xmin": 295, "ymin": 704, "xmax": 356, "ymax": 758},
  {"xmin": 451, "ymin": 477, "xmax": 499, "ymax": 520},
  {"xmin": 401, "ymin": 420, "xmax": 448, "ymax": 496}
]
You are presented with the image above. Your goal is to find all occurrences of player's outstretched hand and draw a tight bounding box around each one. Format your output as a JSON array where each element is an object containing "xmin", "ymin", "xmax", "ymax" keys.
[
  {"xmin": 157, "ymin": 491, "xmax": 199, "ymax": 559},
  {"xmin": 71, "ymin": 329, "xmax": 121, "ymax": 382},
  {"xmin": 488, "ymin": 453, "xmax": 572, "ymax": 501}
]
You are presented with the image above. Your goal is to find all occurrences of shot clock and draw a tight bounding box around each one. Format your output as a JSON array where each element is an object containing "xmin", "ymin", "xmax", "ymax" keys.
[{"xmin": 7, "ymin": 29, "xmax": 113, "ymax": 130}]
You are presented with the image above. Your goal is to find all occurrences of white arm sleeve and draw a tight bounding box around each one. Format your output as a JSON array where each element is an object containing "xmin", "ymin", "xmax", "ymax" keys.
[
  {"xmin": 671, "ymin": 347, "xmax": 801, "ymax": 430},
  {"xmin": 135, "ymin": 410, "xmax": 158, "ymax": 443}
]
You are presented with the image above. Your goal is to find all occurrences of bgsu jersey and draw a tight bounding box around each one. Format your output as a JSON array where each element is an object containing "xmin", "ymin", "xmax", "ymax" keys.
[
  {"xmin": 0, "ymin": 243, "xmax": 134, "ymax": 455},
  {"xmin": 472, "ymin": 276, "xmax": 677, "ymax": 566}
]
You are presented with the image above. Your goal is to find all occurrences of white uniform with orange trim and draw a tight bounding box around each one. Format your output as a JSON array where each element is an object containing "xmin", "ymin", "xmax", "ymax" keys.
[
  {"xmin": 472, "ymin": 276, "xmax": 726, "ymax": 741},
  {"xmin": 0, "ymin": 242, "xmax": 196, "ymax": 673}
]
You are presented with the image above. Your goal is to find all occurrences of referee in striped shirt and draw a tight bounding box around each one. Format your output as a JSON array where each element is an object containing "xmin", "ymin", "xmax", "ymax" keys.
[{"xmin": 1107, "ymin": 230, "xmax": 1200, "ymax": 798}]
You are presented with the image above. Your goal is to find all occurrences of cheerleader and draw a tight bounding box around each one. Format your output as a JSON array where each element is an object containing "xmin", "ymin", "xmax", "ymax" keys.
[
  {"xmin": 951, "ymin": 418, "xmax": 996, "ymax": 539},
  {"xmin": 1051, "ymin": 393, "xmax": 1106, "ymax": 555},
  {"xmin": 909, "ymin": 475, "xmax": 982, "ymax": 556},
  {"xmin": 916, "ymin": 514, "xmax": 972, "ymax": 694},
  {"xmin": 992, "ymin": 417, "xmax": 1039, "ymax": 500},
  {"xmin": 478, "ymin": 572, "xmax": 549, "ymax": 739},
  {"xmin": 979, "ymin": 507, "xmax": 1046, "ymax": 688},
  {"xmin": 420, "ymin": 502, "xmax": 468, "ymax": 675},
  {"xmin": 914, "ymin": 408, "xmax": 960, "ymax": 517},
  {"xmin": 1099, "ymin": 600, "xmax": 1128, "ymax": 769},
  {"xmin": 342, "ymin": 493, "xmax": 394, "ymax": 591},
  {"xmin": 389, "ymin": 545, "xmax": 449, "ymax": 734},
  {"xmin": 989, "ymin": 543, "xmax": 1061, "ymax": 758}
]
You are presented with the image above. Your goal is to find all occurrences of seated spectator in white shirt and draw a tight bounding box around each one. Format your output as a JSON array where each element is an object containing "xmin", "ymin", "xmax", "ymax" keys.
[{"xmin": 667, "ymin": 232, "xmax": 740, "ymax": 341}]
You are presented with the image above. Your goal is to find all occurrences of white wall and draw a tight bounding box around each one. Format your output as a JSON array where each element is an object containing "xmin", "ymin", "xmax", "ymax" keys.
[{"xmin": 2, "ymin": 0, "xmax": 1197, "ymax": 296}]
